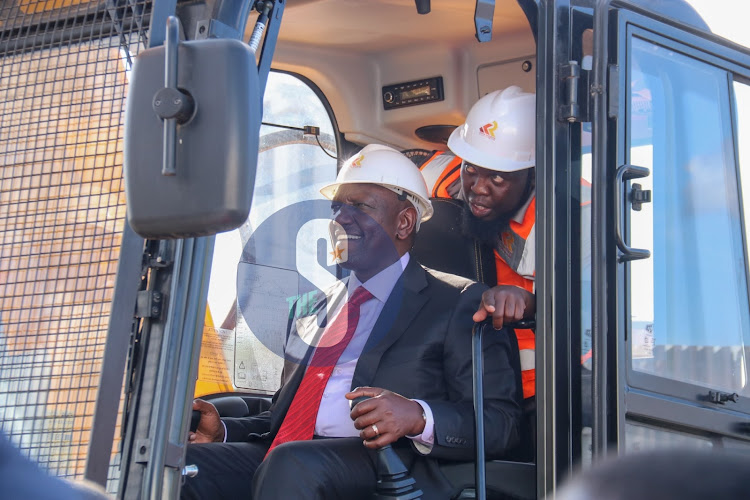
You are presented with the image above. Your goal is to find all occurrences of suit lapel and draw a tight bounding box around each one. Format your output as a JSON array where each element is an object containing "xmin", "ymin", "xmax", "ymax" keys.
[
  {"xmin": 273, "ymin": 282, "xmax": 348, "ymax": 423},
  {"xmin": 352, "ymin": 258, "xmax": 429, "ymax": 389}
]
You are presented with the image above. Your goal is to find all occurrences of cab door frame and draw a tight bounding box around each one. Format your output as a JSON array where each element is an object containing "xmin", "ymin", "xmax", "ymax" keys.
[
  {"xmin": 535, "ymin": 0, "xmax": 594, "ymax": 493},
  {"xmin": 593, "ymin": 0, "xmax": 750, "ymax": 458}
]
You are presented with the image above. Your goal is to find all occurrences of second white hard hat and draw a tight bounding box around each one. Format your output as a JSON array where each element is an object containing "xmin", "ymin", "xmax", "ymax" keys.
[
  {"xmin": 320, "ymin": 144, "xmax": 434, "ymax": 230},
  {"xmin": 447, "ymin": 86, "xmax": 535, "ymax": 172}
]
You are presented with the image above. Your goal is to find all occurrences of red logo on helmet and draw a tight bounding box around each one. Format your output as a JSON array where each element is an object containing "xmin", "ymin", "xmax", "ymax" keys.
[
  {"xmin": 351, "ymin": 154, "xmax": 364, "ymax": 167},
  {"xmin": 479, "ymin": 121, "xmax": 498, "ymax": 140}
]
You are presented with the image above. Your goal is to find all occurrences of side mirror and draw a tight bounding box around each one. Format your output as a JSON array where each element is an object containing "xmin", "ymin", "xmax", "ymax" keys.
[{"xmin": 124, "ymin": 18, "xmax": 259, "ymax": 239}]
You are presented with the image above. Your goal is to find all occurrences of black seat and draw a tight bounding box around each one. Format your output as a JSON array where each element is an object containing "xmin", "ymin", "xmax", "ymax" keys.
[
  {"xmin": 411, "ymin": 196, "xmax": 536, "ymax": 500},
  {"xmin": 412, "ymin": 198, "xmax": 497, "ymax": 286}
]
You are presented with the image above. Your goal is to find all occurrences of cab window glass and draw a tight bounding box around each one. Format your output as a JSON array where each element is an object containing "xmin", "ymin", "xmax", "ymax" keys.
[
  {"xmin": 197, "ymin": 72, "xmax": 338, "ymax": 397},
  {"xmin": 735, "ymin": 80, "xmax": 750, "ymax": 292},
  {"xmin": 625, "ymin": 422, "xmax": 713, "ymax": 452},
  {"xmin": 627, "ymin": 37, "xmax": 750, "ymax": 396}
]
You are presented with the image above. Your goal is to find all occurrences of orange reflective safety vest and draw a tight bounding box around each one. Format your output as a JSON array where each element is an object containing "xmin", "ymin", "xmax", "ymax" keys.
[{"xmin": 420, "ymin": 151, "xmax": 536, "ymax": 399}]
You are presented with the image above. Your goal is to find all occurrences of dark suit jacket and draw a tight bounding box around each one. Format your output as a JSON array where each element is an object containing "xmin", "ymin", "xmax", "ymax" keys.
[{"xmin": 223, "ymin": 257, "xmax": 522, "ymax": 464}]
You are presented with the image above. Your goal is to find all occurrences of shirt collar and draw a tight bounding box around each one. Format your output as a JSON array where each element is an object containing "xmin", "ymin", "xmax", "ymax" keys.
[
  {"xmin": 348, "ymin": 252, "xmax": 410, "ymax": 303},
  {"xmin": 511, "ymin": 188, "xmax": 535, "ymax": 224}
]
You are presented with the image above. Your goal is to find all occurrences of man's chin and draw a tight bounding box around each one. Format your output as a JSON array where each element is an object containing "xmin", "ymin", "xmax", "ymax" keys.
[{"xmin": 461, "ymin": 204, "xmax": 506, "ymax": 246}]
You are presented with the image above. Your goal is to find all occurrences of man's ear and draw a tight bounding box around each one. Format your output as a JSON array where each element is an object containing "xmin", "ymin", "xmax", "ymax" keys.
[{"xmin": 395, "ymin": 206, "xmax": 417, "ymax": 241}]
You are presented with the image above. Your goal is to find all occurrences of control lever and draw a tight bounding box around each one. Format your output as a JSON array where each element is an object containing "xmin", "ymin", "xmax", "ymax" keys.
[
  {"xmin": 472, "ymin": 320, "xmax": 489, "ymax": 500},
  {"xmin": 190, "ymin": 409, "xmax": 201, "ymax": 432},
  {"xmin": 350, "ymin": 396, "xmax": 423, "ymax": 499}
]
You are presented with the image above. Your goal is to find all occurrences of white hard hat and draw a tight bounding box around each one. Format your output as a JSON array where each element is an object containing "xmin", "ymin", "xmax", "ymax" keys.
[
  {"xmin": 447, "ymin": 86, "xmax": 535, "ymax": 172},
  {"xmin": 320, "ymin": 144, "xmax": 434, "ymax": 230}
]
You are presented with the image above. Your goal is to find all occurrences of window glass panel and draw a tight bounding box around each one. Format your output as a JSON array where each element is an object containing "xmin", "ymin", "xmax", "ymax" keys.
[
  {"xmin": 625, "ymin": 421, "xmax": 713, "ymax": 453},
  {"xmin": 627, "ymin": 37, "xmax": 750, "ymax": 396},
  {"xmin": 736, "ymin": 80, "xmax": 750, "ymax": 306},
  {"xmin": 197, "ymin": 72, "xmax": 338, "ymax": 396}
]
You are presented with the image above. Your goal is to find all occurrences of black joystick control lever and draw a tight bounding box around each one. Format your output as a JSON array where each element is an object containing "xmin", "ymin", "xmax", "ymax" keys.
[
  {"xmin": 190, "ymin": 409, "xmax": 201, "ymax": 432},
  {"xmin": 350, "ymin": 396, "xmax": 423, "ymax": 499}
]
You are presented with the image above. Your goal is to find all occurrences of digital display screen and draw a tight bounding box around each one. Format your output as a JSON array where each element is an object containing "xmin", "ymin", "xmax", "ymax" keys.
[{"xmin": 400, "ymin": 85, "xmax": 432, "ymax": 100}]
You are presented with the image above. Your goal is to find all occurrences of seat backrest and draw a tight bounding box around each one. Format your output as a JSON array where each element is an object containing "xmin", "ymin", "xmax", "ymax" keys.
[{"xmin": 411, "ymin": 197, "xmax": 497, "ymax": 285}]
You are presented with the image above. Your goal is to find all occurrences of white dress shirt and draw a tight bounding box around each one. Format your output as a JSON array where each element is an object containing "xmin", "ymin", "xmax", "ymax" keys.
[{"xmin": 312, "ymin": 253, "xmax": 435, "ymax": 452}]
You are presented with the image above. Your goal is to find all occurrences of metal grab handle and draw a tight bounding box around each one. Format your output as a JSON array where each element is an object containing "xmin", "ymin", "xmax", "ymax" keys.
[
  {"xmin": 472, "ymin": 321, "xmax": 488, "ymax": 500},
  {"xmin": 614, "ymin": 164, "xmax": 651, "ymax": 262}
]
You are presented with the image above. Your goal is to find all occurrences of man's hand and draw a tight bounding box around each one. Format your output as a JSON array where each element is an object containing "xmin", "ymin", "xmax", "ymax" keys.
[
  {"xmin": 188, "ymin": 399, "xmax": 225, "ymax": 444},
  {"xmin": 472, "ymin": 285, "xmax": 536, "ymax": 330},
  {"xmin": 346, "ymin": 387, "xmax": 425, "ymax": 449}
]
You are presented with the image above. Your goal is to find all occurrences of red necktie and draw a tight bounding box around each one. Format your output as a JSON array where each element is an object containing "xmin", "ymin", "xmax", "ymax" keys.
[{"xmin": 266, "ymin": 286, "xmax": 374, "ymax": 456}]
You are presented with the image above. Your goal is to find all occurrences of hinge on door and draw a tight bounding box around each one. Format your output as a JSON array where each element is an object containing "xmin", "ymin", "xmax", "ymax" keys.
[
  {"xmin": 559, "ymin": 61, "xmax": 581, "ymax": 123},
  {"xmin": 135, "ymin": 290, "xmax": 163, "ymax": 319},
  {"xmin": 560, "ymin": 61, "xmax": 591, "ymax": 123}
]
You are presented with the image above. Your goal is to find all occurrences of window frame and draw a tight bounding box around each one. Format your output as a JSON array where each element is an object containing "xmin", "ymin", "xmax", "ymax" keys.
[
  {"xmin": 607, "ymin": 6, "xmax": 750, "ymax": 445},
  {"xmin": 205, "ymin": 69, "xmax": 343, "ymax": 396}
]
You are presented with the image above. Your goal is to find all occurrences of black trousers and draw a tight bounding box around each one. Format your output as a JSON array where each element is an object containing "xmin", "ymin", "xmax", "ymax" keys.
[{"xmin": 180, "ymin": 437, "xmax": 379, "ymax": 500}]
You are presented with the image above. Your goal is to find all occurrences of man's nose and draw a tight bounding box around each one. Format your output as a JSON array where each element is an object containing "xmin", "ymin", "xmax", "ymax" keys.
[
  {"xmin": 470, "ymin": 176, "xmax": 491, "ymax": 195},
  {"xmin": 333, "ymin": 203, "xmax": 356, "ymax": 224}
]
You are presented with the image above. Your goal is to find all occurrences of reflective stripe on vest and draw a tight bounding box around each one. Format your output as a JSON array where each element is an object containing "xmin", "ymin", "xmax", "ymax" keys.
[
  {"xmin": 495, "ymin": 198, "xmax": 536, "ymax": 398},
  {"xmin": 419, "ymin": 151, "xmax": 462, "ymax": 198}
]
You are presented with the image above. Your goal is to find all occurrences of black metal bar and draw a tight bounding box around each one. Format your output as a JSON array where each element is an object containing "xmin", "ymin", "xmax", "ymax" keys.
[
  {"xmin": 591, "ymin": 0, "xmax": 611, "ymax": 459},
  {"xmin": 472, "ymin": 321, "xmax": 487, "ymax": 500},
  {"xmin": 256, "ymin": 0, "xmax": 285, "ymax": 111},
  {"xmin": 85, "ymin": 224, "xmax": 145, "ymax": 487},
  {"xmin": 534, "ymin": 0, "xmax": 551, "ymax": 494}
]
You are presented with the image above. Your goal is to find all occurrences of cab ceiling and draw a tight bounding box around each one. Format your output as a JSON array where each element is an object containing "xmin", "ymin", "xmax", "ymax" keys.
[
  {"xmin": 271, "ymin": 0, "xmax": 531, "ymax": 52},
  {"xmin": 253, "ymin": 0, "xmax": 536, "ymax": 150}
]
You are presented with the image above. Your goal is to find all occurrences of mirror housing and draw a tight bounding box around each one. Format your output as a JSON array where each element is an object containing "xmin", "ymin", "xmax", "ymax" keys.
[{"xmin": 124, "ymin": 36, "xmax": 259, "ymax": 239}]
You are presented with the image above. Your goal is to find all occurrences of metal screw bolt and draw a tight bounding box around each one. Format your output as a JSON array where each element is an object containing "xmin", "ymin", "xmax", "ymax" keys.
[
  {"xmin": 174, "ymin": 98, "xmax": 181, "ymax": 105},
  {"xmin": 480, "ymin": 26, "xmax": 491, "ymax": 34},
  {"xmin": 151, "ymin": 306, "xmax": 160, "ymax": 316},
  {"xmin": 183, "ymin": 465, "xmax": 199, "ymax": 477},
  {"xmin": 154, "ymin": 100, "xmax": 161, "ymax": 106},
  {"xmin": 522, "ymin": 60, "xmax": 532, "ymax": 72},
  {"xmin": 139, "ymin": 446, "xmax": 147, "ymax": 454},
  {"xmin": 199, "ymin": 25, "xmax": 206, "ymax": 34}
]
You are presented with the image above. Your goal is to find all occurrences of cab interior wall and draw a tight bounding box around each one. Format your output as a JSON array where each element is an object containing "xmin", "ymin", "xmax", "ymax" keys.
[{"xmin": 263, "ymin": 0, "xmax": 536, "ymax": 150}]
